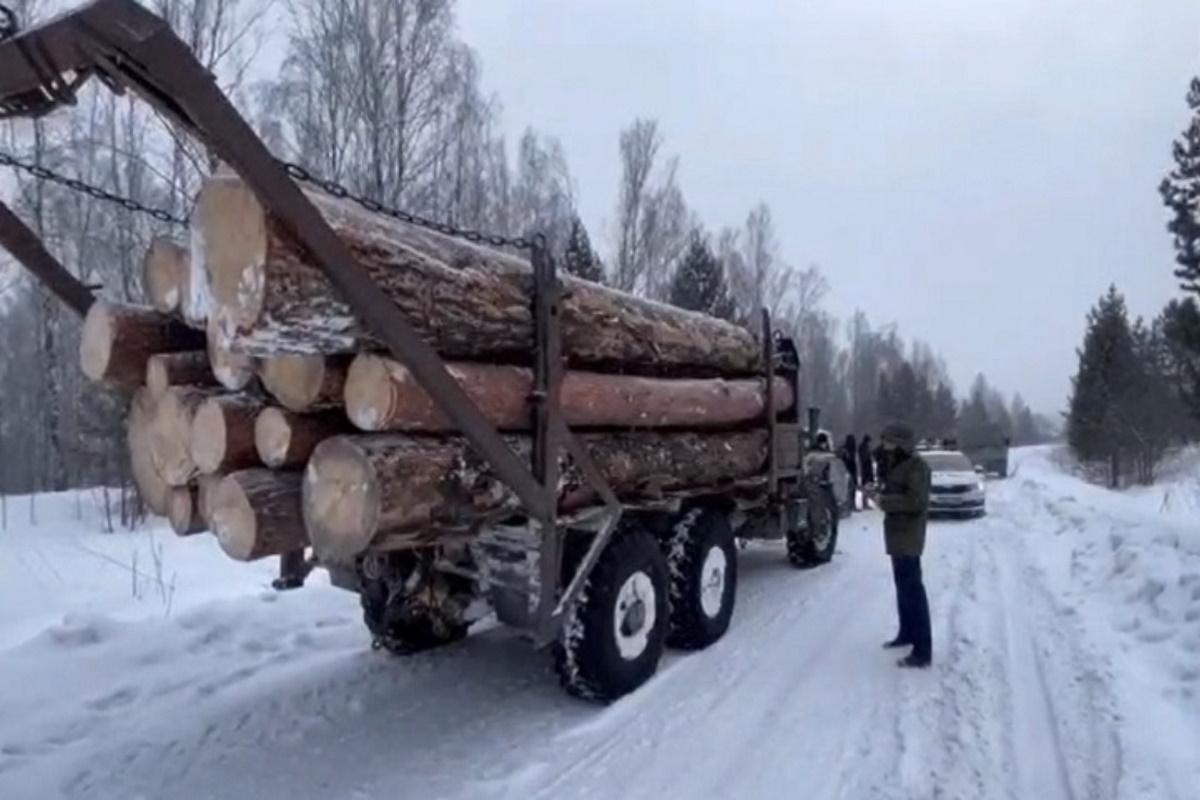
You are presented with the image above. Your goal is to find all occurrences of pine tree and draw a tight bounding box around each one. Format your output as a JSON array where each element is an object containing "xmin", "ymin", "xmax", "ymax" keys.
[
  {"xmin": 1161, "ymin": 296, "xmax": 1200, "ymax": 420},
  {"xmin": 1160, "ymin": 77, "xmax": 1200, "ymax": 295},
  {"xmin": 1010, "ymin": 394, "xmax": 1039, "ymax": 446},
  {"xmin": 890, "ymin": 362, "xmax": 920, "ymax": 430},
  {"xmin": 931, "ymin": 382, "xmax": 959, "ymax": 440},
  {"xmin": 1067, "ymin": 286, "xmax": 1141, "ymax": 487},
  {"xmin": 562, "ymin": 216, "xmax": 605, "ymax": 284},
  {"xmin": 668, "ymin": 231, "xmax": 736, "ymax": 321},
  {"xmin": 958, "ymin": 374, "xmax": 994, "ymax": 446}
]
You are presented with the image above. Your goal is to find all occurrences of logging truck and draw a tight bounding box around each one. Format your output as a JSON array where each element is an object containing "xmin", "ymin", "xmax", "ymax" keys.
[{"xmin": 0, "ymin": 0, "xmax": 840, "ymax": 702}]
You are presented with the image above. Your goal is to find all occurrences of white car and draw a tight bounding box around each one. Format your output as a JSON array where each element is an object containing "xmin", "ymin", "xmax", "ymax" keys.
[{"xmin": 921, "ymin": 450, "xmax": 986, "ymax": 518}]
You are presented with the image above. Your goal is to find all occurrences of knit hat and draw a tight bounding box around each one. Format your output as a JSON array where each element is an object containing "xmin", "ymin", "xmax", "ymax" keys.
[{"xmin": 881, "ymin": 421, "xmax": 916, "ymax": 451}]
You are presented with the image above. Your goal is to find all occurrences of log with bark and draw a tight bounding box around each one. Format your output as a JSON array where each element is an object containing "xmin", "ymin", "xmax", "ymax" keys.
[
  {"xmin": 259, "ymin": 354, "xmax": 349, "ymax": 412},
  {"xmin": 254, "ymin": 407, "xmax": 353, "ymax": 469},
  {"xmin": 344, "ymin": 353, "xmax": 793, "ymax": 433},
  {"xmin": 196, "ymin": 473, "xmax": 222, "ymax": 525},
  {"xmin": 195, "ymin": 175, "xmax": 761, "ymax": 375},
  {"xmin": 142, "ymin": 237, "xmax": 189, "ymax": 315},
  {"xmin": 167, "ymin": 485, "xmax": 206, "ymax": 536},
  {"xmin": 80, "ymin": 300, "xmax": 204, "ymax": 389},
  {"xmin": 209, "ymin": 469, "xmax": 306, "ymax": 561},
  {"xmin": 148, "ymin": 386, "xmax": 224, "ymax": 485},
  {"xmin": 146, "ymin": 351, "xmax": 217, "ymax": 398},
  {"xmin": 127, "ymin": 389, "xmax": 171, "ymax": 516},
  {"xmin": 303, "ymin": 430, "xmax": 767, "ymax": 562},
  {"xmin": 207, "ymin": 315, "xmax": 256, "ymax": 391},
  {"xmin": 190, "ymin": 393, "xmax": 266, "ymax": 475}
]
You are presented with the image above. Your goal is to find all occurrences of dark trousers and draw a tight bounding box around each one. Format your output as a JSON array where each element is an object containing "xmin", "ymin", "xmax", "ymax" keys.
[{"xmin": 891, "ymin": 556, "xmax": 931, "ymax": 660}]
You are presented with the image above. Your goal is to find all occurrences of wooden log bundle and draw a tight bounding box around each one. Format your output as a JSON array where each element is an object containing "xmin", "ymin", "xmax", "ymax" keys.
[
  {"xmin": 303, "ymin": 431, "xmax": 768, "ymax": 562},
  {"xmin": 194, "ymin": 175, "xmax": 761, "ymax": 376},
  {"xmin": 344, "ymin": 353, "xmax": 792, "ymax": 432},
  {"xmin": 81, "ymin": 175, "xmax": 799, "ymax": 571}
]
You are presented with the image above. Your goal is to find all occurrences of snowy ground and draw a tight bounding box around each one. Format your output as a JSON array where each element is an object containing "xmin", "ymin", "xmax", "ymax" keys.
[{"xmin": 1, "ymin": 446, "xmax": 1198, "ymax": 800}]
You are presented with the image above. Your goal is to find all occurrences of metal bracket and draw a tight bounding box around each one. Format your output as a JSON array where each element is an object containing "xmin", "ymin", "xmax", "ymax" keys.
[{"xmin": 0, "ymin": 198, "xmax": 93, "ymax": 317}]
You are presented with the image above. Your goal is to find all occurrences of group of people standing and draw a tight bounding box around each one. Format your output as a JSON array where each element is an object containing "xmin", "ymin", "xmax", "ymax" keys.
[{"xmin": 834, "ymin": 433, "xmax": 890, "ymax": 510}]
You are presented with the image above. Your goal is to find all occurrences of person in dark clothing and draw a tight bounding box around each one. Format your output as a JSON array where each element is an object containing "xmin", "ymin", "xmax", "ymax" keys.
[
  {"xmin": 868, "ymin": 422, "xmax": 932, "ymax": 668},
  {"xmin": 858, "ymin": 435, "xmax": 875, "ymax": 486},
  {"xmin": 872, "ymin": 440, "xmax": 890, "ymax": 486},
  {"xmin": 839, "ymin": 434, "xmax": 858, "ymax": 510}
]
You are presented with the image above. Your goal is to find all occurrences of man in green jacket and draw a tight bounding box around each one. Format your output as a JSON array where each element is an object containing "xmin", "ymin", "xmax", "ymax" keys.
[{"xmin": 873, "ymin": 422, "xmax": 932, "ymax": 668}]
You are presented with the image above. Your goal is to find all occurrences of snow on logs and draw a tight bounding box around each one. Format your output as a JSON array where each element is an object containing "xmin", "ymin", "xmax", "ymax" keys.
[
  {"xmin": 209, "ymin": 469, "xmax": 307, "ymax": 561},
  {"xmin": 303, "ymin": 431, "xmax": 769, "ymax": 562},
  {"xmin": 80, "ymin": 301, "xmax": 204, "ymax": 390},
  {"xmin": 345, "ymin": 353, "xmax": 793, "ymax": 433},
  {"xmin": 194, "ymin": 174, "xmax": 761, "ymax": 375}
]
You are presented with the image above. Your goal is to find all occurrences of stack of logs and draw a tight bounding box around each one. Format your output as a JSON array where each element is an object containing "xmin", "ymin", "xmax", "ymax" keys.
[{"xmin": 79, "ymin": 173, "xmax": 791, "ymax": 567}]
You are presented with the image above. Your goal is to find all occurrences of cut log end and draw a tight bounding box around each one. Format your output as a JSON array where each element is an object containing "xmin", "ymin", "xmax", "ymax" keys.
[
  {"xmin": 167, "ymin": 486, "xmax": 205, "ymax": 536},
  {"xmin": 343, "ymin": 353, "xmax": 395, "ymax": 431},
  {"xmin": 128, "ymin": 389, "xmax": 170, "ymax": 516},
  {"xmin": 207, "ymin": 316, "xmax": 256, "ymax": 391},
  {"xmin": 303, "ymin": 438, "xmax": 379, "ymax": 562},
  {"xmin": 190, "ymin": 398, "xmax": 230, "ymax": 475},
  {"xmin": 260, "ymin": 354, "xmax": 347, "ymax": 412},
  {"xmin": 142, "ymin": 237, "xmax": 187, "ymax": 313},
  {"xmin": 254, "ymin": 407, "xmax": 294, "ymax": 469},
  {"xmin": 79, "ymin": 300, "xmax": 115, "ymax": 383},
  {"xmin": 196, "ymin": 177, "xmax": 268, "ymax": 331},
  {"xmin": 210, "ymin": 470, "xmax": 306, "ymax": 561},
  {"xmin": 210, "ymin": 475, "xmax": 259, "ymax": 560}
]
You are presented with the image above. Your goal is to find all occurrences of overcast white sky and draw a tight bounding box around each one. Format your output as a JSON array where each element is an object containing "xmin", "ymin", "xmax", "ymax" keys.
[{"xmin": 458, "ymin": 0, "xmax": 1200, "ymax": 413}]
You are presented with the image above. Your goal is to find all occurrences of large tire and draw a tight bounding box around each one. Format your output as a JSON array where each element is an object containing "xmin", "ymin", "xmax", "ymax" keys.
[
  {"xmin": 360, "ymin": 577, "xmax": 468, "ymax": 655},
  {"xmin": 665, "ymin": 507, "xmax": 737, "ymax": 650},
  {"xmin": 787, "ymin": 487, "xmax": 838, "ymax": 568},
  {"xmin": 554, "ymin": 528, "xmax": 669, "ymax": 702}
]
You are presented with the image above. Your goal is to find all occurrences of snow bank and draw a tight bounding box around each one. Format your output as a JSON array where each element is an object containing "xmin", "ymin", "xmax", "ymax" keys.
[{"xmin": 994, "ymin": 447, "xmax": 1200, "ymax": 796}]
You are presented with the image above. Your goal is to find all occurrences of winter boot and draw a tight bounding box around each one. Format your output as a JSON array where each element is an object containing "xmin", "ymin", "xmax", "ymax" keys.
[{"xmin": 897, "ymin": 653, "xmax": 931, "ymax": 668}]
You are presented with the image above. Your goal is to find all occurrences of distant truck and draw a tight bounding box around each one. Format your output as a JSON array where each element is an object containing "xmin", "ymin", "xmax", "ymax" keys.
[{"xmin": 959, "ymin": 424, "xmax": 1011, "ymax": 478}]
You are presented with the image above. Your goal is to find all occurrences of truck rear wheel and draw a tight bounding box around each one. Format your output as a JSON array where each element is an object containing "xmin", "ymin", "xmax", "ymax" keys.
[
  {"xmin": 554, "ymin": 527, "xmax": 669, "ymax": 702},
  {"xmin": 787, "ymin": 488, "xmax": 838, "ymax": 568},
  {"xmin": 665, "ymin": 507, "xmax": 737, "ymax": 650}
]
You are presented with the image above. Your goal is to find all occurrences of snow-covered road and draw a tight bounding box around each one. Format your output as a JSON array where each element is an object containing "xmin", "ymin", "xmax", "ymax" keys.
[{"xmin": 1, "ymin": 447, "xmax": 1198, "ymax": 799}]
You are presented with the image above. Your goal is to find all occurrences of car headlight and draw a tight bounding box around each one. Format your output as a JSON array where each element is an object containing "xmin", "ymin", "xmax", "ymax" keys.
[{"xmin": 976, "ymin": 481, "xmax": 985, "ymax": 492}]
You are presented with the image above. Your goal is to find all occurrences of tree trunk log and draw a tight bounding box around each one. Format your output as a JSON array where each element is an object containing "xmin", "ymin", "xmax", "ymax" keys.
[
  {"xmin": 142, "ymin": 237, "xmax": 188, "ymax": 315},
  {"xmin": 259, "ymin": 354, "xmax": 350, "ymax": 412},
  {"xmin": 146, "ymin": 351, "xmax": 217, "ymax": 398},
  {"xmin": 207, "ymin": 315, "xmax": 256, "ymax": 391},
  {"xmin": 148, "ymin": 386, "xmax": 225, "ymax": 485},
  {"xmin": 210, "ymin": 469, "xmax": 306, "ymax": 561},
  {"xmin": 167, "ymin": 485, "xmax": 206, "ymax": 536},
  {"xmin": 254, "ymin": 407, "xmax": 353, "ymax": 469},
  {"xmin": 344, "ymin": 353, "xmax": 793, "ymax": 432},
  {"xmin": 196, "ymin": 175, "xmax": 761, "ymax": 375},
  {"xmin": 80, "ymin": 300, "xmax": 204, "ymax": 389},
  {"xmin": 303, "ymin": 430, "xmax": 767, "ymax": 561},
  {"xmin": 127, "ymin": 389, "xmax": 171, "ymax": 516},
  {"xmin": 190, "ymin": 393, "xmax": 266, "ymax": 475}
]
